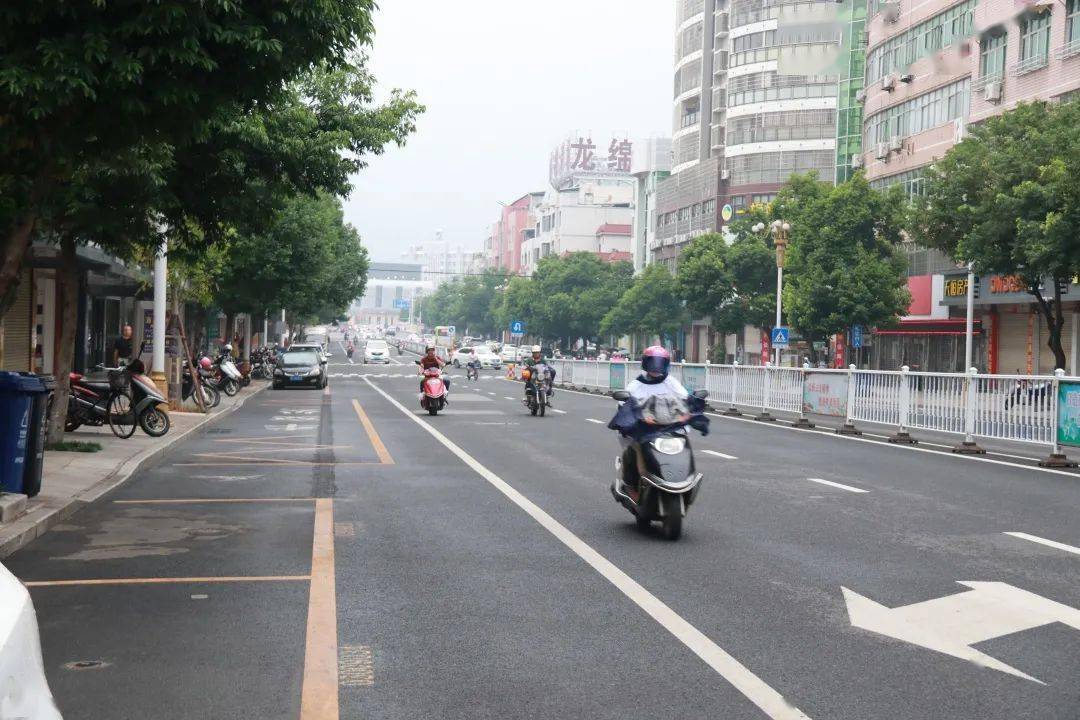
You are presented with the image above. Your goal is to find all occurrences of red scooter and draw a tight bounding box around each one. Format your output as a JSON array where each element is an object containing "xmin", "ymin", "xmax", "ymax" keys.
[{"xmin": 415, "ymin": 362, "xmax": 447, "ymax": 416}]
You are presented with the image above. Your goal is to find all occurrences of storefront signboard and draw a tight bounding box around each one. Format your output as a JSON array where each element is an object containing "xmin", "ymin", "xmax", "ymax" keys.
[
  {"xmin": 1057, "ymin": 380, "xmax": 1080, "ymax": 448},
  {"xmin": 803, "ymin": 371, "xmax": 849, "ymax": 417},
  {"xmin": 942, "ymin": 272, "xmax": 1079, "ymax": 305}
]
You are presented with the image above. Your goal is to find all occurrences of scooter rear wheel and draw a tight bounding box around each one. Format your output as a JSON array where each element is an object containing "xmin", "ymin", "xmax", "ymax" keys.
[{"xmin": 107, "ymin": 392, "xmax": 137, "ymax": 439}]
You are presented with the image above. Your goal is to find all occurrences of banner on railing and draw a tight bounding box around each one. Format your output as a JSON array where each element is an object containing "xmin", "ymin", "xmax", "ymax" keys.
[
  {"xmin": 802, "ymin": 371, "xmax": 848, "ymax": 417},
  {"xmin": 683, "ymin": 366, "xmax": 707, "ymax": 391},
  {"xmin": 1057, "ymin": 380, "xmax": 1080, "ymax": 447},
  {"xmin": 563, "ymin": 362, "xmax": 573, "ymax": 384},
  {"xmin": 609, "ymin": 363, "xmax": 626, "ymax": 389}
]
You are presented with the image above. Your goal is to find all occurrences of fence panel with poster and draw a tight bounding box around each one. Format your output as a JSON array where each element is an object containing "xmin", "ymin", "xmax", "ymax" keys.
[
  {"xmin": 802, "ymin": 371, "xmax": 849, "ymax": 417},
  {"xmin": 1058, "ymin": 380, "xmax": 1080, "ymax": 448}
]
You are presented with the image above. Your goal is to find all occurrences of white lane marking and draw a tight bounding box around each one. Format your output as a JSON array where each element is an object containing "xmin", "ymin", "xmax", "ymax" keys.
[
  {"xmin": 703, "ymin": 450, "xmax": 738, "ymax": 460},
  {"xmin": 585, "ymin": 418, "xmax": 604, "ymax": 424},
  {"xmin": 1004, "ymin": 531, "xmax": 1080, "ymax": 557},
  {"xmin": 362, "ymin": 376, "xmax": 811, "ymax": 720},
  {"xmin": 550, "ymin": 408, "xmax": 567, "ymax": 415},
  {"xmin": 503, "ymin": 396, "xmax": 515, "ymax": 401},
  {"xmin": 806, "ymin": 477, "xmax": 868, "ymax": 494},
  {"xmin": 487, "ymin": 392, "xmax": 496, "ymax": 396}
]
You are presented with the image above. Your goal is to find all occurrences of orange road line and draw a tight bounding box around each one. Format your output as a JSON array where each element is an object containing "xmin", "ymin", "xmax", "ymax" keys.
[
  {"xmin": 113, "ymin": 498, "xmax": 315, "ymax": 505},
  {"xmin": 24, "ymin": 575, "xmax": 310, "ymax": 587},
  {"xmin": 352, "ymin": 399, "xmax": 394, "ymax": 465},
  {"xmin": 300, "ymin": 497, "xmax": 338, "ymax": 720}
]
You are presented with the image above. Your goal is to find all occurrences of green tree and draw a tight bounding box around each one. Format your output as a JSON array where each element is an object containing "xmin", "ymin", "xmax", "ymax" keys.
[
  {"xmin": 528, "ymin": 253, "xmax": 633, "ymax": 347},
  {"xmin": 601, "ymin": 263, "xmax": 684, "ymax": 342},
  {"xmin": 0, "ymin": 0, "xmax": 379, "ymax": 310},
  {"xmin": 781, "ymin": 173, "xmax": 910, "ymax": 353},
  {"xmin": 911, "ymin": 100, "xmax": 1080, "ymax": 369}
]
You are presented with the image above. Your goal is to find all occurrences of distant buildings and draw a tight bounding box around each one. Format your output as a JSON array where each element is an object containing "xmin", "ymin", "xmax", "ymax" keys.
[
  {"xmin": 353, "ymin": 262, "xmax": 432, "ymax": 327},
  {"xmin": 630, "ymin": 138, "xmax": 672, "ymax": 273}
]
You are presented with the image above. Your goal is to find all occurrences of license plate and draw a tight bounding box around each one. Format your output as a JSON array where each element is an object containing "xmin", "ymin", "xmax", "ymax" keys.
[{"xmin": 290, "ymin": 375, "xmax": 303, "ymax": 382}]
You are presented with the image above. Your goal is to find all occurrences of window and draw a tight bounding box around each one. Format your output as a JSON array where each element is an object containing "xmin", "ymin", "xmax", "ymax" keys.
[
  {"xmin": 864, "ymin": 79, "xmax": 969, "ymax": 146},
  {"xmin": 865, "ymin": 0, "xmax": 975, "ymax": 83},
  {"xmin": 1018, "ymin": 11, "xmax": 1051, "ymax": 71},
  {"xmin": 870, "ymin": 168, "xmax": 927, "ymax": 199},
  {"xmin": 751, "ymin": 193, "xmax": 776, "ymax": 206},
  {"xmin": 1068, "ymin": 0, "xmax": 1080, "ymax": 47},
  {"xmin": 980, "ymin": 32, "xmax": 1007, "ymax": 79}
]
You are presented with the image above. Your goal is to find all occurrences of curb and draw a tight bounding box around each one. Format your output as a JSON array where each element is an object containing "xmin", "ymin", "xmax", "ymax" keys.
[{"xmin": 0, "ymin": 382, "xmax": 270, "ymax": 559}]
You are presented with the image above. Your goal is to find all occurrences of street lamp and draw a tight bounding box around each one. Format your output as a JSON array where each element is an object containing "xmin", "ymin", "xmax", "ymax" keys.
[{"xmin": 753, "ymin": 219, "xmax": 791, "ymax": 365}]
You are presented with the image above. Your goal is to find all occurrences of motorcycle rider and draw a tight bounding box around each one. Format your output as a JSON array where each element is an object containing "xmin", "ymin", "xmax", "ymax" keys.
[
  {"xmin": 522, "ymin": 345, "xmax": 556, "ymax": 405},
  {"xmin": 626, "ymin": 345, "xmax": 689, "ymax": 411},
  {"xmin": 418, "ymin": 345, "xmax": 449, "ymax": 393}
]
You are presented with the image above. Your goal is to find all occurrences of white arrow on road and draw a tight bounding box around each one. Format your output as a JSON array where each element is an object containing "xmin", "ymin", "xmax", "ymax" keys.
[
  {"xmin": 265, "ymin": 424, "xmax": 316, "ymax": 431},
  {"xmin": 843, "ymin": 581, "xmax": 1080, "ymax": 683}
]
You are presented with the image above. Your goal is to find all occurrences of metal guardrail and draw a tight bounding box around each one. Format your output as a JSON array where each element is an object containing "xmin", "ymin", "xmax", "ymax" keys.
[{"xmin": 548, "ymin": 360, "xmax": 1077, "ymax": 459}]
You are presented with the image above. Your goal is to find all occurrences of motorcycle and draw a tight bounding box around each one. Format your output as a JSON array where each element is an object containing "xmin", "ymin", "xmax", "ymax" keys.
[
  {"xmin": 609, "ymin": 389, "xmax": 709, "ymax": 541},
  {"xmin": 415, "ymin": 361, "xmax": 447, "ymax": 416},
  {"xmin": 522, "ymin": 364, "xmax": 551, "ymax": 417},
  {"xmin": 466, "ymin": 359, "xmax": 479, "ymax": 381},
  {"xmin": 182, "ymin": 361, "xmax": 220, "ymax": 410},
  {"xmin": 215, "ymin": 354, "xmax": 243, "ymax": 396},
  {"xmin": 67, "ymin": 362, "xmax": 171, "ymax": 438},
  {"xmin": 346, "ymin": 344, "xmax": 355, "ymax": 360}
]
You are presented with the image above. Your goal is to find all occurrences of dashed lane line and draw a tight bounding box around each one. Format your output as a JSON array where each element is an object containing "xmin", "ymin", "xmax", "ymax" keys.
[
  {"xmin": 1004, "ymin": 532, "xmax": 1080, "ymax": 557},
  {"xmin": 362, "ymin": 376, "xmax": 811, "ymax": 720},
  {"xmin": 806, "ymin": 477, "xmax": 868, "ymax": 494},
  {"xmin": 702, "ymin": 450, "xmax": 738, "ymax": 460},
  {"xmin": 585, "ymin": 418, "xmax": 604, "ymax": 424}
]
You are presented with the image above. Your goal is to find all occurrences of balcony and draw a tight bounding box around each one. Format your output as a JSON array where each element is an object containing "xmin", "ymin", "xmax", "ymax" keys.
[
  {"xmin": 971, "ymin": 72, "xmax": 1003, "ymax": 91},
  {"xmin": 1055, "ymin": 37, "xmax": 1080, "ymax": 60},
  {"xmin": 1012, "ymin": 54, "xmax": 1049, "ymax": 76}
]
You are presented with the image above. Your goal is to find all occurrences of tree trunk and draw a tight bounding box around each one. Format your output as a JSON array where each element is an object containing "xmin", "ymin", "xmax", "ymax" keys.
[
  {"xmin": 0, "ymin": 214, "xmax": 38, "ymax": 317},
  {"xmin": 224, "ymin": 312, "xmax": 235, "ymax": 352},
  {"xmin": 47, "ymin": 236, "xmax": 80, "ymax": 445},
  {"xmin": 1033, "ymin": 285, "xmax": 1068, "ymax": 371}
]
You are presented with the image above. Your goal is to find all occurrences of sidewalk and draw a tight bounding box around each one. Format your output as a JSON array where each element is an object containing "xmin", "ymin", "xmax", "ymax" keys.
[{"xmin": 0, "ymin": 382, "xmax": 268, "ymax": 558}]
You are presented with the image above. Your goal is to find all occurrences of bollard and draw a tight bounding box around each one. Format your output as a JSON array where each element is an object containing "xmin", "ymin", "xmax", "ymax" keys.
[
  {"xmin": 889, "ymin": 365, "xmax": 918, "ymax": 443},
  {"xmin": 837, "ymin": 364, "xmax": 862, "ymax": 435},
  {"xmin": 952, "ymin": 366, "xmax": 986, "ymax": 454},
  {"xmin": 755, "ymin": 363, "xmax": 776, "ymax": 422},
  {"xmin": 723, "ymin": 362, "xmax": 742, "ymax": 416},
  {"xmin": 1040, "ymin": 369, "xmax": 1078, "ymax": 467},
  {"xmin": 792, "ymin": 363, "xmax": 815, "ymax": 428}
]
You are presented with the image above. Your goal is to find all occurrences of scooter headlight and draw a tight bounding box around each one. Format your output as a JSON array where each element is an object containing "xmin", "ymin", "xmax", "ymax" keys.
[{"xmin": 651, "ymin": 437, "xmax": 686, "ymax": 455}]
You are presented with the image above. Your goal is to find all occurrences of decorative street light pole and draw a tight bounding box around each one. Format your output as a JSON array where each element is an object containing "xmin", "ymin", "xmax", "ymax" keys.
[{"xmin": 753, "ymin": 219, "xmax": 791, "ymax": 365}]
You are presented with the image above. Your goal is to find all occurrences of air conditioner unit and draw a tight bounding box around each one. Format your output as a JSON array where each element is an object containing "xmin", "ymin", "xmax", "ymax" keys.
[
  {"xmin": 983, "ymin": 80, "xmax": 1003, "ymax": 102},
  {"xmin": 900, "ymin": 73, "xmax": 915, "ymax": 83},
  {"xmin": 855, "ymin": 88, "xmax": 867, "ymax": 103},
  {"xmin": 889, "ymin": 135, "xmax": 904, "ymax": 152},
  {"xmin": 882, "ymin": 74, "xmax": 897, "ymax": 92},
  {"xmin": 850, "ymin": 154, "xmax": 864, "ymax": 169},
  {"xmin": 875, "ymin": 142, "xmax": 890, "ymax": 160}
]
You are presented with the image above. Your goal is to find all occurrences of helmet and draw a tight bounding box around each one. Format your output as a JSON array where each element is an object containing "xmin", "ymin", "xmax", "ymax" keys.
[
  {"xmin": 223, "ymin": 344, "xmax": 233, "ymax": 353},
  {"xmin": 199, "ymin": 356, "xmax": 213, "ymax": 370},
  {"xmin": 425, "ymin": 345, "xmax": 435, "ymax": 353},
  {"xmin": 641, "ymin": 345, "xmax": 671, "ymax": 378},
  {"xmin": 531, "ymin": 345, "xmax": 541, "ymax": 354}
]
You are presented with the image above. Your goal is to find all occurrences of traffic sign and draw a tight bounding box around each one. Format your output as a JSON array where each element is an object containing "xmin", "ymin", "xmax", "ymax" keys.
[
  {"xmin": 509, "ymin": 320, "xmax": 525, "ymax": 335},
  {"xmin": 447, "ymin": 325, "xmax": 456, "ymax": 336},
  {"xmin": 851, "ymin": 325, "xmax": 863, "ymax": 349},
  {"xmin": 392, "ymin": 298, "xmax": 411, "ymax": 309},
  {"xmin": 770, "ymin": 326, "xmax": 790, "ymax": 348}
]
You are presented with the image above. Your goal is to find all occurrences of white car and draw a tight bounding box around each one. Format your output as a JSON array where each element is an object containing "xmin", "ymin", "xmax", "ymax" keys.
[
  {"xmin": 364, "ymin": 339, "xmax": 391, "ymax": 364},
  {"xmin": 499, "ymin": 345, "xmax": 518, "ymax": 363},
  {"xmin": 453, "ymin": 346, "xmax": 501, "ymax": 368},
  {"xmin": 289, "ymin": 342, "xmax": 330, "ymax": 364},
  {"xmin": 0, "ymin": 563, "xmax": 63, "ymax": 720}
]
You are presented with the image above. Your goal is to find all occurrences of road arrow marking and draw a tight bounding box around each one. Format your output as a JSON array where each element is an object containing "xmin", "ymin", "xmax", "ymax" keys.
[
  {"xmin": 265, "ymin": 424, "xmax": 317, "ymax": 431},
  {"xmin": 1004, "ymin": 531, "xmax": 1080, "ymax": 557},
  {"xmin": 842, "ymin": 581, "xmax": 1080, "ymax": 683}
]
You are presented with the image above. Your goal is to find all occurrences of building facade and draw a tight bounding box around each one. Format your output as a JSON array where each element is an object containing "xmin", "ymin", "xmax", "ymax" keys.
[
  {"xmin": 630, "ymin": 138, "xmax": 673, "ymax": 272},
  {"xmin": 353, "ymin": 263, "xmax": 433, "ymax": 326},
  {"xmin": 489, "ymin": 192, "xmax": 542, "ymax": 274}
]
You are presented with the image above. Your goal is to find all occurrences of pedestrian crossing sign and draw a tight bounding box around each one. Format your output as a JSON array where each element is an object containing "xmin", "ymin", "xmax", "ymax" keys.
[{"xmin": 771, "ymin": 327, "xmax": 790, "ymax": 347}]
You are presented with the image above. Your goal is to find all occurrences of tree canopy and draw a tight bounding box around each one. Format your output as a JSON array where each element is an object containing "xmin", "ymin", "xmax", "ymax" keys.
[
  {"xmin": 600, "ymin": 262, "xmax": 684, "ymax": 341},
  {"xmin": 911, "ymin": 100, "xmax": 1080, "ymax": 369}
]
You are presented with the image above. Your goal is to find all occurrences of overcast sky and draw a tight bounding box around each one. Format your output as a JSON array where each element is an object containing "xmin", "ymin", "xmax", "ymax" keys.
[{"xmin": 343, "ymin": 0, "xmax": 676, "ymax": 263}]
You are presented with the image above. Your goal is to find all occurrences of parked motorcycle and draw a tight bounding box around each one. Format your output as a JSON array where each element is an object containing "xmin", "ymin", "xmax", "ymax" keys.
[
  {"xmin": 609, "ymin": 389, "xmax": 709, "ymax": 541},
  {"xmin": 215, "ymin": 355, "xmax": 243, "ymax": 396},
  {"xmin": 182, "ymin": 361, "xmax": 220, "ymax": 410},
  {"xmin": 66, "ymin": 368, "xmax": 137, "ymax": 438},
  {"xmin": 415, "ymin": 361, "xmax": 447, "ymax": 416},
  {"xmin": 522, "ymin": 364, "xmax": 551, "ymax": 417}
]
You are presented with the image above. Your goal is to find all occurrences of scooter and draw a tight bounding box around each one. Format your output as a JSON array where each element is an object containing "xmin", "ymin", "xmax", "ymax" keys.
[
  {"xmin": 346, "ymin": 344, "xmax": 355, "ymax": 360},
  {"xmin": 609, "ymin": 389, "xmax": 708, "ymax": 541},
  {"xmin": 182, "ymin": 362, "xmax": 220, "ymax": 409},
  {"xmin": 415, "ymin": 361, "xmax": 447, "ymax": 416},
  {"xmin": 466, "ymin": 359, "xmax": 479, "ymax": 381},
  {"xmin": 125, "ymin": 360, "xmax": 172, "ymax": 437},
  {"xmin": 215, "ymin": 354, "xmax": 243, "ymax": 396}
]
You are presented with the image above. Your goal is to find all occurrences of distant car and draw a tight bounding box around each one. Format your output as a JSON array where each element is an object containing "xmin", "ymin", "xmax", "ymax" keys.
[
  {"xmin": 451, "ymin": 346, "xmax": 474, "ymax": 367},
  {"xmin": 289, "ymin": 342, "xmax": 330, "ymax": 365},
  {"xmin": 499, "ymin": 345, "xmax": 518, "ymax": 363},
  {"xmin": 364, "ymin": 339, "xmax": 391, "ymax": 364},
  {"xmin": 473, "ymin": 346, "xmax": 502, "ymax": 368},
  {"xmin": 0, "ymin": 563, "xmax": 62, "ymax": 720},
  {"xmin": 274, "ymin": 349, "xmax": 327, "ymax": 389}
]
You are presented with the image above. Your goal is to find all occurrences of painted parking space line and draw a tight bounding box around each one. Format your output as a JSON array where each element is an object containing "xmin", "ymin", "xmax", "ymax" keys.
[
  {"xmin": 585, "ymin": 418, "xmax": 604, "ymax": 424},
  {"xmin": 1004, "ymin": 531, "xmax": 1080, "ymax": 557},
  {"xmin": 113, "ymin": 498, "xmax": 314, "ymax": 505},
  {"xmin": 806, "ymin": 477, "xmax": 868, "ymax": 494},
  {"xmin": 703, "ymin": 450, "xmax": 738, "ymax": 460},
  {"xmin": 24, "ymin": 575, "xmax": 310, "ymax": 588},
  {"xmin": 352, "ymin": 398, "xmax": 395, "ymax": 465},
  {"xmin": 364, "ymin": 376, "xmax": 811, "ymax": 720}
]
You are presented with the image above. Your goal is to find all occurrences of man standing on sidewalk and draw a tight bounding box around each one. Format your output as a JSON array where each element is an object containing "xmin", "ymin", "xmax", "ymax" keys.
[{"xmin": 112, "ymin": 324, "xmax": 135, "ymax": 367}]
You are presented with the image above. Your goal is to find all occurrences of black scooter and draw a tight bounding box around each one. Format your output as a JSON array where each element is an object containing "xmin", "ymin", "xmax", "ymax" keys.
[{"xmin": 610, "ymin": 389, "xmax": 708, "ymax": 541}]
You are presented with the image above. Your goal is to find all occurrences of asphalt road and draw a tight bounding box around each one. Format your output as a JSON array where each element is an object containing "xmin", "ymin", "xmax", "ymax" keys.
[{"xmin": 6, "ymin": 336, "xmax": 1079, "ymax": 720}]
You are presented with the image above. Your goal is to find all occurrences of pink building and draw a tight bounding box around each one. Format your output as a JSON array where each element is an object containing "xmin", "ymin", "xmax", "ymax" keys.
[{"xmin": 489, "ymin": 192, "xmax": 542, "ymax": 274}]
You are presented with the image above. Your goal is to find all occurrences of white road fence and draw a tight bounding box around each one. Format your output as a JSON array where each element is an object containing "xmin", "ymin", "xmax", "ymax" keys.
[{"xmin": 550, "ymin": 360, "xmax": 1078, "ymax": 455}]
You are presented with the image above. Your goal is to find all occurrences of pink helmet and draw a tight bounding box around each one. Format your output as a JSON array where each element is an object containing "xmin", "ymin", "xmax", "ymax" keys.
[
  {"xmin": 199, "ymin": 356, "xmax": 213, "ymax": 370},
  {"xmin": 641, "ymin": 345, "xmax": 671, "ymax": 378}
]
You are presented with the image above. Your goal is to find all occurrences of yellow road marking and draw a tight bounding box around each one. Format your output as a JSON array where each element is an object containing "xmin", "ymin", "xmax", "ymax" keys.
[
  {"xmin": 24, "ymin": 575, "xmax": 310, "ymax": 587},
  {"xmin": 300, "ymin": 497, "xmax": 338, "ymax": 720},
  {"xmin": 113, "ymin": 498, "xmax": 315, "ymax": 505},
  {"xmin": 172, "ymin": 461, "xmax": 382, "ymax": 468},
  {"xmin": 352, "ymin": 399, "xmax": 394, "ymax": 465}
]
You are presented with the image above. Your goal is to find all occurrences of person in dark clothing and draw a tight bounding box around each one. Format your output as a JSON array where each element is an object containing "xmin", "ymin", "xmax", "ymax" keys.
[{"xmin": 112, "ymin": 325, "xmax": 135, "ymax": 366}]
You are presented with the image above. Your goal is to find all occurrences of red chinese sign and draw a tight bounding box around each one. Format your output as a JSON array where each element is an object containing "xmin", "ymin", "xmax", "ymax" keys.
[{"xmin": 833, "ymin": 332, "xmax": 846, "ymax": 369}]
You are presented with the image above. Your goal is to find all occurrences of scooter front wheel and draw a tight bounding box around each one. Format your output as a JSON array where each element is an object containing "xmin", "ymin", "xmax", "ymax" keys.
[
  {"xmin": 660, "ymin": 494, "xmax": 683, "ymax": 541},
  {"xmin": 139, "ymin": 407, "xmax": 171, "ymax": 437},
  {"xmin": 222, "ymin": 378, "xmax": 239, "ymax": 396}
]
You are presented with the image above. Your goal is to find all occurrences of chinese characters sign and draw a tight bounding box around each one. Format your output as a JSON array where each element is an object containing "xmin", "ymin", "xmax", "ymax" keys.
[
  {"xmin": 1058, "ymin": 381, "xmax": 1080, "ymax": 448},
  {"xmin": 549, "ymin": 135, "xmax": 633, "ymax": 188},
  {"xmin": 802, "ymin": 372, "xmax": 849, "ymax": 417}
]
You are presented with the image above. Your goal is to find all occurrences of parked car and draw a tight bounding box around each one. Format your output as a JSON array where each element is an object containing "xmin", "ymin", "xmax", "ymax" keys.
[
  {"xmin": 273, "ymin": 349, "xmax": 327, "ymax": 389},
  {"xmin": 0, "ymin": 563, "xmax": 63, "ymax": 720},
  {"xmin": 499, "ymin": 345, "xmax": 518, "ymax": 363},
  {"xmin": 364, "ymin": 339, "xmax": 392, "ymax": 364}
]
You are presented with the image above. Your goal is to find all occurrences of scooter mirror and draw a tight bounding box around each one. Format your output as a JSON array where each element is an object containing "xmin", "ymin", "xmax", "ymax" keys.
[
  {"xmin": 612, "ymin": 390, "xmax": 630, "ymax": 401},
  {"xmin": 693, "ymin": 389, "xmax": 709, "ymax": 399},
  {"xmin": 414, "ymin": 360, "xmax": 421, "ymax": 365}
]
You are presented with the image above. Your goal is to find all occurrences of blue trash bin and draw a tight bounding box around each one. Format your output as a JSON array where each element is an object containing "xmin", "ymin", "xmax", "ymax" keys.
[{"xmin": 0, "ymin": 371, "xmax": 45, "ymax": 494}]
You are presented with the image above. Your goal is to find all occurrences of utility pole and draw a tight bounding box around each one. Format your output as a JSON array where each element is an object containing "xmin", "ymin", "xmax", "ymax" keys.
[{"xmin": 151, "ymin": 243, "xmax": 168, "ymax": 393}]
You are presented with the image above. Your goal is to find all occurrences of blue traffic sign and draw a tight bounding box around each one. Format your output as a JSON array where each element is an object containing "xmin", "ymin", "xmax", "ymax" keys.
[
  {"xmin": 851, "ymin": 325, "xmax": 864, "ymax": 349},
  {"xmin": 771, "ymin": 326, "xmax": 790, "ymax": 348},
  {"xmin": 392, "ymin": 298, "xmax": 411, "ymax": 309},
  {"xmin": 509, "ymin": 320, "xmax": 525, "ymax": 335}
]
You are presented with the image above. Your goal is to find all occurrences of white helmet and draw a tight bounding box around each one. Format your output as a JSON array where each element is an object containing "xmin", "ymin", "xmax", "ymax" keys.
[
  {"xmin": 223, "ymin": 344, "xmax": 233, "ymax": 352},
  {"xmin": 531, "ymin": 345, "xmax": 541, "ymax": 353}
]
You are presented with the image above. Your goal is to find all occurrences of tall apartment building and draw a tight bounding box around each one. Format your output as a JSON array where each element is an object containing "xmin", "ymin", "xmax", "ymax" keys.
[{"xmin": 630, "ymin": 138, "xmax": 672, "ymax": 272}]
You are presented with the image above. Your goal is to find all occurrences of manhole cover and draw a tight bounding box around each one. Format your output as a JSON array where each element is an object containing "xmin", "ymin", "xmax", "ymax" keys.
[{"xmin": 63, "ymin": 660, "xmax": 110, "ymax": 671}]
